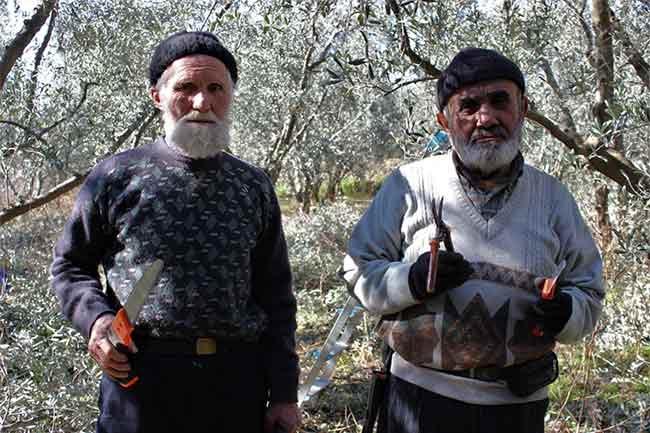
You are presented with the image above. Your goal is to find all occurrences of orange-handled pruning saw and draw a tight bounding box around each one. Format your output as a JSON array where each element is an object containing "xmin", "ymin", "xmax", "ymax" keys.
[
  {"xmin": 531, "ymin": 260, "xmax": 566, "ymax": 337},
  {"xmin": 107, "ymin": 259, "xmax": 164, "ymax": 388}
]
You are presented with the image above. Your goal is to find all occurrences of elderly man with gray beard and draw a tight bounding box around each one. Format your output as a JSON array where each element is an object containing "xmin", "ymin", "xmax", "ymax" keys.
[
  {"xmin": 343, "ymin": 48, "xmax": 604, "ymax": 433},
  {"xmin": 51, "ymin": 31, "xmax": 300, "ymax": 433}
]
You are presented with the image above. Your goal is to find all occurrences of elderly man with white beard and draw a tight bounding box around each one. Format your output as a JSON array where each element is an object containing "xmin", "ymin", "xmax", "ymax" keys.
[
  {"xmin": 51, "ymin": 31, "xmax": 300, "ymax": 433},
  {"xmin": 343, "ymin": 48, "xmax": 604, "ymax": 433}
]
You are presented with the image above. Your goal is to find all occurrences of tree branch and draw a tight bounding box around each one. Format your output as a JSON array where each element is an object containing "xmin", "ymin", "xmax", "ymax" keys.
[
  {"xmin": 610, "ymin": 8, "xmax": 650, "ymax": 91},
  {"xmin": 0, "ymin": 107, "xmax": 154, "ymax": 226},
  {"xmin": 3, "ymin": 413, "xmax": 49, "ymax": 431},
  {"xmin": 201, "ymin": 0, "xmax": 233, "ymax": 32},
  {"xmin": 264, "ymin": 17, "xmax": 319, "ymax": 181},
  {"xmin": 561, "ymin": 0, "xmax": 595, "ymax": 68},
  {"xmin": 538, "ymin": 57, "xmax": 578, "ymax": 135},
  {"xmin": 385, "ymin": 0, "xmax": 441, "ymax": 78},
  {"xmin": 131, "ymin": 110, "xmax": 158, "ymax": 149},
  {"xmin": 0, "ymin": 171, "xmax": 88, "ymax": 225},
  {"xmin": 591, "ymin": 0, "xmax": 619, "ymax": 148},
  {"xmin": 382, "ymin": 76, "xmax": 435, "ymax": 96},
  {"xmin": 0, "ymin": 0, "xmax": 57, "ymax": 91},
  {"xmin": 41, "ymin": 81, "xmax": 98, "ymax": 134},
  {"xmin": 0, "ymin": 120, "xmax": 49, "ymax": 147},
  {"xmin": 526, "ymin": 110, "xmax": 648, "ymax": 194},
  {"xmin": 26, "ymin": 4, "xmax": 58, "ymax": 116},
  {"xmin": 1, "ymin": 81, "xmax": 96, "ymax": 158}
]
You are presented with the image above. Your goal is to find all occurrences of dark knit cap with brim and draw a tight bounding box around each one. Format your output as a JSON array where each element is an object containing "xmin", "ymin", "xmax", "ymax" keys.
[
  {"xmin": 436, "ymin": 47, "xmax": 525, "ymax": 111},
  {"xmin": 149, "ymin": 31, "xmax": 238, "ymax": 87}
]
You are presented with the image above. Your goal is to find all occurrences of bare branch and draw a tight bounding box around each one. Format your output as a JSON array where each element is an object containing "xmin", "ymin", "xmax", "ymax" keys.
[
  {"xmin": 361, "ymin": 30, "xmax": 370, "ymax": 59},
  {"xmin": 264, "ymin": 25, "xmax": 319, "ymax": 180},
  {"xmin": 591, "ymin": 0, "xmax": 619, "ymax": 147},
  {"xmin": 132, "ymin": 110, "xmax": 158, "ymax": 149},
  {"xmin": 26, "ymin": 4, "xmax": 58, "ymax": 116},
  {"xmin": 561, "ymin": 0, "xmax": 595, "ymax": 67},
  {"xmin": 538, "ymin": 57, "xmax": 578, "ymax": 134},
  {"xmin": 526, "ymin": 110, "xmax": 648, "ymax": 194},
  {"xmin": 385, "ymin": 0, "xmax": 441, "ymax": 78},
  {"xmin": 0, "ymin": 171, "xmax": 87, "ymax": 226},
  {"xmin": 0, "ymin": 120, "xmax": 49, "ymax": 147},
  {"xmin": 42, "ymin": 81, "xmax": 98, "ymax": 134},
  {"xmin": 610, "ymin": 8, "xmax": 650, "ymax": 91},
  {"xmin": 0, "ymin": 107, "xmax": 154, "ymax": 226},
  {"xmin": 0, "ymin": 0, "xmax": 57, "ymax": 91},
  {"xmin": 110, "ymin": 106, "xmax": 154, "ymax": 154},
  {"xmin": 3, "ymin": 413, "xmax": 49, "ymax": 431},
  {"xmin": 595, "ymin": 184, "xmax": 613, "ymax": 255},
  {"xmin": 1, "ymin": 81, "xmax": 96, "ymax": 158},
  {"xmin": 201, "ymin": 0, "xmax": 233, "ymax": 31},
  {"xmin": 291, "ymin": 90, "xmax": 329, "ymax": 149},
  {"xmin": 383, "ymin": 76, "xmax": 435, "ymax": 96}
]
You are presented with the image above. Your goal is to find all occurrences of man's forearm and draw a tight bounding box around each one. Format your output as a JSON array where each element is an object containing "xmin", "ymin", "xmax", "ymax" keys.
[
  {"xmin": 51, "ymin": 249, "xmax": 114, "ymax": 338},
  {"xmin": 342, "ymin": 255, "xmax": 418, "ymax": 315}
]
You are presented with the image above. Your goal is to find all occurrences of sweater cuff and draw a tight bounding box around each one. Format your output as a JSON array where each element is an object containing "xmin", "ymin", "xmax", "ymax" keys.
[
  {"xmin": 83, "ymin": 309, "xmax": 117, "ymax": 340},
  {"xmin": 269, "ymin": 373, "xmax": 299, "ymax": 403},
  {"xmin": 386, "ymin": 263, "xmax": 420, "ymax": 311}
]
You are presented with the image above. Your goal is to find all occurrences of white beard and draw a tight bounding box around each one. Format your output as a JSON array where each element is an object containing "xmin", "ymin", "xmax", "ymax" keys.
[
  {"xmin": 163, "ymin": 110, "xmax": 231, "ymax": 159},
  {"xmin": 451, "ymin": 120, "xmax": 523, "ymax": 175}
]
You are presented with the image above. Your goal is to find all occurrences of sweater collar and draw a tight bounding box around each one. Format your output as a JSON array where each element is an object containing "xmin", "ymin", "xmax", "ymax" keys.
[{"xmin": 153, "ymin": 137, "xmax": 225, "ymax": 171}]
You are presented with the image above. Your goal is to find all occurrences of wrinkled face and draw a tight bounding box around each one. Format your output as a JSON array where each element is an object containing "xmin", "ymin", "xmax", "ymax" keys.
[
  {"xmin": 150, "ymin": 54, "xmax": 234, "ymax": 158},
  {"xmin": 437, "ymin": 79, "xmax": 528, "ymax": 174}
]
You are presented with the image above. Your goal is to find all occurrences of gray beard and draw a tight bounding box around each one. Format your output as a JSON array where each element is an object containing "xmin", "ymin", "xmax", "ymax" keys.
[
  {"xmin": 451, "ymin": 121, "xmax": 523, "ymax": 175},
  {"xmin": 163, "ymin": 113, "xmax": 231, "ymax": 159}
]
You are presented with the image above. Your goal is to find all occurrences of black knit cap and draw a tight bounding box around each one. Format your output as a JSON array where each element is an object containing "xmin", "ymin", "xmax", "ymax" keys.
[
  {"xmin": 148, "ymin": 31, "xmax": 238, "ymax": 87},
  {"xmin": 436, "ymin": 47, "xmax": 525, "ymax": 111}
]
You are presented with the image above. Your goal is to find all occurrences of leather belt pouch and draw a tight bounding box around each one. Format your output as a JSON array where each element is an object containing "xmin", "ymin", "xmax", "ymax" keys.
[{"xmin": 504, "ymin": 351, "xmax": 559, "ymax": 397}]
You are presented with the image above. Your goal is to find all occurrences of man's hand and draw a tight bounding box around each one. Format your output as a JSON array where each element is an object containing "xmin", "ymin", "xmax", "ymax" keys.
[
  {"xmin": 530, "ymin": 291, "xmax": 572, "ymax": 337},
  {"xmin": 263, "ymin": 402, "xmax": 300, "ymax": 433},
  {"xmin": 88, "ymin": 314, "xmax": 132, "ymax": 379},
  {"xmin": 408, "ymin": 250, "xmax": 473, "ymax": 300}
]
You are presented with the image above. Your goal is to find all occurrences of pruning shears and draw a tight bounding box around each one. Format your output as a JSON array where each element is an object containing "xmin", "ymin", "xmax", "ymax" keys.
[
  {"xmin": 107, "ymin": 259, "xmax": 163, "ymax": 388},
  {"xmin": 426, "ymin": 198, "xmax": 454, "ymax": 293}
]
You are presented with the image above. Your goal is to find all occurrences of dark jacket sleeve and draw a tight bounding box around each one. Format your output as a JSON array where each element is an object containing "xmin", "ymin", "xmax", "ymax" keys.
[
  {"xmin": 50, "ymin": 168, "xmax": 117, "ymax": 339},
  {"xmin": 251, "ymin": 185, "xmax": 299, "ymax": 403}
]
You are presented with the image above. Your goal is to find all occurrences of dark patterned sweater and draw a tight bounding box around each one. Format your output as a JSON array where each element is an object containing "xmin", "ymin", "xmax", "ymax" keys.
[{"xmin": 51, "ymin": 138, "xmax": 299, "ymax": 402}]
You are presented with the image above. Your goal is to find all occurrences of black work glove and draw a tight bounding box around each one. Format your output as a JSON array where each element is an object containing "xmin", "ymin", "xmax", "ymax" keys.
[
  {"xmin": 530, "ymin": 292, "xmax": 572, "ymax": 337},
  {"xmin": 408, "ymin": 251, "xmax": 473, "ymax": 301}
]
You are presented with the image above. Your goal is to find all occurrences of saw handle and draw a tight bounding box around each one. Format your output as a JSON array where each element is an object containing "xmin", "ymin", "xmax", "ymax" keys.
[
  {"xmin": 115, "ymin": 343, "xmax": 139, "ymax": 388},
  {"xmin": 110, "ymin": 308, "xmax": 138, "ymax": 388},
  {"xmin": 111, "ymin": 308, "xmax": 135, "ymax": 349}
]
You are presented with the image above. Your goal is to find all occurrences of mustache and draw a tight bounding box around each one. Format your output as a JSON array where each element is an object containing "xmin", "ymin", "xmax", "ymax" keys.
[
  {"xmin": 179, "ymin": 111, "xmax": 220, "ymax": 123},
  {"xmin": 470, "ymin": 125, "xmax": 508, "ymax": 142}
]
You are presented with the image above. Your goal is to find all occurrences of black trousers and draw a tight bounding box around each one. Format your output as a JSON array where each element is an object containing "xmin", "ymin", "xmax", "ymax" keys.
[
  {"xmin": 379, "ymin": 375, "xmax": 549, "ymax": 433},
  {"xmin": 96, "ymin": 343, "xmax": 267, "ymax": 433}
]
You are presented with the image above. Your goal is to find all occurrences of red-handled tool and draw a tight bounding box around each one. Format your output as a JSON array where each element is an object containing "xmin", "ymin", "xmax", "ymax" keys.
[
  {"xmin": 426, "ymin": 237, "xmax": 441, "ymax": 294},
  {"xmin": 531, "ymin": 260, "xmax": 566, "ymax": 337},
  {"xmin": 106, "ymin": 259, "xmax": 163, "ymax": 388},
  {"xmin": 426, "ymin": 198, "xmax": 454, "ymax": 293}
]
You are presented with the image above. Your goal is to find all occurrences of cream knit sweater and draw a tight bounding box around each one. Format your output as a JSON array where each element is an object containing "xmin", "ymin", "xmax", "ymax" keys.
[{"xmin": 343, "ymin": 153, "xmax": 604, "ymax": 404}]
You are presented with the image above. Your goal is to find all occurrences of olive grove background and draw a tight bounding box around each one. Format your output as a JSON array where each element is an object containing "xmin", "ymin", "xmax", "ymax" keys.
[{"xmin": 1, "ymin": 0, "xmax": 649, "ymax": 431}]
